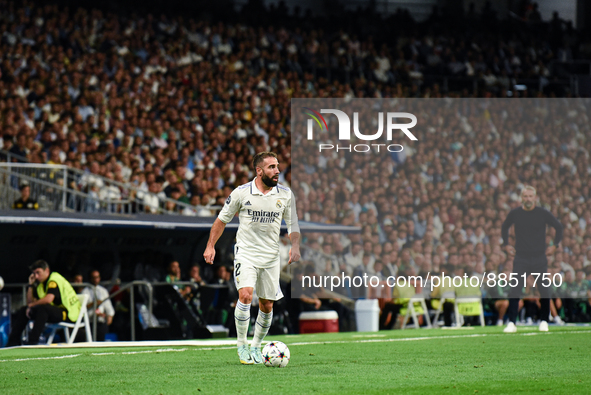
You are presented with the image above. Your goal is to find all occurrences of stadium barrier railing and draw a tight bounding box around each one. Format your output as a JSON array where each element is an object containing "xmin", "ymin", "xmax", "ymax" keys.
[
  {"xmin": 2, "ymin": 280, "xmax": 154, "ymax": 342},
  {"xmin": 0, "ymin": 149, "xmax": 29, "ymax": 164},
  {"xmin": 0, "ymin": 163, "xmax": 221, "ymax": 215}
]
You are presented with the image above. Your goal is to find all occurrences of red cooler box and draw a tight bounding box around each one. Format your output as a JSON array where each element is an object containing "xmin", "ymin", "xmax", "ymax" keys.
[{"xmin": 299, "ymin": 310, "xmax": 339, "ymax": 334}]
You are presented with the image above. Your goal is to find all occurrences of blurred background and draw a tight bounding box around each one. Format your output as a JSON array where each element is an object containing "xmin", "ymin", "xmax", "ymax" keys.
[{"xmin": 1, "ymin": 0, "xmax": 590, "ymax": 343}]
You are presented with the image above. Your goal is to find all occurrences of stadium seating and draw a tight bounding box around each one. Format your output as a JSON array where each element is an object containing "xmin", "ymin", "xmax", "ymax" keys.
[
  {"xmin": 45, "ymin": 294, "xmax": 93, "ymax": 344},
  {"xmin": 401, "ymin": 295, "xmax": 432, "ymax": 330}
]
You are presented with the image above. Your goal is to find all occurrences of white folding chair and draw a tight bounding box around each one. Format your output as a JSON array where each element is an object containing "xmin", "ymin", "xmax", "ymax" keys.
[
  {"xmin": 45, "ymin": 294, "xmax": 93, "ymax": 344},
  {"xmin": 454, "ymin": 297, "xmax": 485, "ymax": 327},
  {"xmin": 402, "ymin": 295, "xmax": 432, "ymax": 329},
  {"xmin": 432, "ymin": 291, "xmax": 461, "ymax": 327}
]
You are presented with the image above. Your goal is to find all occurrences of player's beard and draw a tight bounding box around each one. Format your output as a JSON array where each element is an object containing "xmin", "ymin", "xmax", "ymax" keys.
[
  {"xmin": 262, "ymin": 173, "xmax": 278, "ymax": 187},
  {"xmin": 524, "ymin": 201, "xmax": 534, "ymax": 209}
]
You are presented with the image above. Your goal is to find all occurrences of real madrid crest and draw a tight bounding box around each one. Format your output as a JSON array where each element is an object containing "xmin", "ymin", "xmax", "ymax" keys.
[{"xmin": 276, "ymin": 200, "xmax": 282, "ymax": 209}]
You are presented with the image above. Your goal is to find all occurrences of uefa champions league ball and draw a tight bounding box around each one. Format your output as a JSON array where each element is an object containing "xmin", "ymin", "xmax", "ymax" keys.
[{"xmin": 262, "ymin": 341, "xmax": 290, "ymax": 368}]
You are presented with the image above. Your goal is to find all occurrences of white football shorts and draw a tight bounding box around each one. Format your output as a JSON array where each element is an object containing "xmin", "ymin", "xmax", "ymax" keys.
[{"xmin": 233, "ymin": 258, "xmax": 284, "ymax": 301}]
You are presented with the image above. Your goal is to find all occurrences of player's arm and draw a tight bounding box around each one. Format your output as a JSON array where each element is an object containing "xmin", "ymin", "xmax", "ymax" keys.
[
  {"xmin": 545, "ymin": 210, "xmax": 563, "ymax": 255},
  {"xmin": 204, "ymin": 218, "xmax": 227, "ymax": 264},
  {"xmin": 289, "ymin": 232, "xmax": 301, "ymax": 264},
  {"xmin": 501, "ymin": 210, "xmax": 515, "ymax": 255},
  {"xmin": 284, "ymin": 190, "xmax": 301, "ymax": 264},
  {"xmin": 204, "ymin": 188, "xmax": 240, "ymax": 264}
]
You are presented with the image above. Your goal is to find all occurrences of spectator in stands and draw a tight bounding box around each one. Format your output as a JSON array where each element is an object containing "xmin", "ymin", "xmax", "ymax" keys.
[
  {"xmin": 81, "ymin": 270, "xmax": 115, "ymax": 341},
  {"xmin": 206, "ymin": 265, "xmax": 238, "ymax": 327},
  {"xmin": 80, "ymin": 162, "xmax": 104, "ymax": 191},
  {"xmin": 71, "ymin": 273, "xmax": 85, "ymax": 294},
  {"xmin": 143, "ymin": 180, "xmax": 163, "ymax": 214},
  {"xmin": 7, "ymin": 260, "xmax": 81, "ymax": 346},
  {"xmin": 164, "ymin": 189, "xmax": 181, "ymax": 213},
  {"xmin": 9, "ymin": 133, "xmax": 28, "ymax": 162},
  {"xmin": 289, "ymin": 265, "xmax": 320, "ymax": 332},
  {"xmin": 180, "ymin": 263, "xmax": 206, "ymax": 321},
  {"xmin": 186, "ymin": 264, "xmax": 206, "ymax": 299},
  {"xmin": 99, "ymin": 172, "xmax": 122, "ymax": 212},
  {"xmin": 182, "ymin": 195, "xmax": 211, "ymax": 216},
  {"xmin": 84, "ymin": 181, "xmax": 101, "ymax": 213},
  {"xmin": 296, "ymin": 264, "xmax": 353, "ymax": 332},
  {"xmin": 12, "ymin": 181, "xmax": 38, "ymax": 210},
  {"xmin": 165, "ymin": 261, "xmax": 190, "ymax": 298}
]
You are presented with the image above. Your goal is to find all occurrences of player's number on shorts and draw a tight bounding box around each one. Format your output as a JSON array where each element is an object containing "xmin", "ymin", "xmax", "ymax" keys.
[{"xmin": 235, "ymin": 263, "xmax": 241, "ymax": 277}]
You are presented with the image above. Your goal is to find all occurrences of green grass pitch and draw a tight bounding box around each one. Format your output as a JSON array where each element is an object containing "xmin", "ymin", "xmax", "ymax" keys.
[{"xmin": 0, "ymin": 326, "xmax": 590, "ymax": 394}]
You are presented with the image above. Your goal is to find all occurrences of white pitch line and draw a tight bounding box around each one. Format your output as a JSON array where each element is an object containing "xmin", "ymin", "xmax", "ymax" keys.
[
  {"xmin": 0, "ymin": 339, "xmax": 238, "ymax": 350},
  {"xmin": 2, "ymin": 330, "xmax": 590, "ymax": 362},
  {"xmin": 198, "ymin": 347, "xmax": 236, "ymax": 351},
  {"xmin": 440, "ymin": 326, "xmax": 475, "ymax": 330},
  {"xmin": 0, "ymin": 354, "xmax": 81, "ymax": 363},
  {"xmin": 122, "ymin": 348, "xmax": 187, "ymax": 355},
  {"xmin": 287, "ymin": 329, "xmax": 591, "ymax": 346},
  {"xmin": 1, "ymin": 348, "xmax": 189, "ymax": 363}
]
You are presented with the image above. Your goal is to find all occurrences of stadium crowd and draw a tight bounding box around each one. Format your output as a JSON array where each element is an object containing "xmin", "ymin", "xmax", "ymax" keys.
[
  {"xmin": 291, "ymin": 99, "xmax": 591, "ymax": 326},
  {"xmin": 1, "ymin": 0, "xmax": 590, "ymax": 327}
]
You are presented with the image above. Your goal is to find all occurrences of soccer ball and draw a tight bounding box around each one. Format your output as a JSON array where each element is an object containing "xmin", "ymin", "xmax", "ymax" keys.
[
  {"xmin": 0, "ymin": 276, "xmax": 3, "ymax": 291},
  {"xmin": 262, "ymin": 341, "xmax": 290, "ymax": 368}
]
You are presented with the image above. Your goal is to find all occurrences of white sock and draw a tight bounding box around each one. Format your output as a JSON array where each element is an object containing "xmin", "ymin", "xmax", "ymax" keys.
[
  {"xmin": 235, "ymin": 301, "xmax": 250, "ymax": 347},
  {"xmin": 251, "ymin": 310, "xmax": 273, "ymax": 348}
]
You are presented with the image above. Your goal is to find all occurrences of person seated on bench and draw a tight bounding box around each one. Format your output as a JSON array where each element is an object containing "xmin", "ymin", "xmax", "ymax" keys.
[{"xmin": 7, "ymin": 260, "xmax": 81, "ymax": 346}]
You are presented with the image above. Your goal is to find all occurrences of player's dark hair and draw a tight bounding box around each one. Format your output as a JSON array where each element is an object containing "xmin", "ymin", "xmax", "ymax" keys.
[
  {"xmin": 29, "ymin": 260, "xmax": 50, "ymax": 271},
  {"xmin": 252, "ymin": 151, "xmax": 277, "ymax": 170}
]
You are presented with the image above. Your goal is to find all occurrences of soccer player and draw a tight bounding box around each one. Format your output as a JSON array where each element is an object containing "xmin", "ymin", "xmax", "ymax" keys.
[
  {"xmin": 203, "ymin": 152, "xmax": 300, "ymax": 364},
  {"xmin": 501, "ymin": 186, "xmax": 563, "ymax": 333}
]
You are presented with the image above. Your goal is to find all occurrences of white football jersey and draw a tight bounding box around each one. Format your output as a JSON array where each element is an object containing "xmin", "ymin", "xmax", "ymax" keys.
[{"xmin": 218, "ymin": 179, "xmax": 300, "ymax": 268}]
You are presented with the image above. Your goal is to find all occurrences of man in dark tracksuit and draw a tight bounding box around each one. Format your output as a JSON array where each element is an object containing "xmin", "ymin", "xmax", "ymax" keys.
[{"xmin": 501, "ymin": 186, "xmax": 563, "ymax": 333}]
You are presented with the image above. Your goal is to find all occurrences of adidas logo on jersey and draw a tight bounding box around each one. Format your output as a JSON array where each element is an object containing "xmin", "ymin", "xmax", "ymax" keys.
[{"xmin": 245, "ymin": 201, "xmax": 252, "ymax": 206}]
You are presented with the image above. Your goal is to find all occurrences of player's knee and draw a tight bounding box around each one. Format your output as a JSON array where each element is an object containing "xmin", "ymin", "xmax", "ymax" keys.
[
  {"xmin": 238, "ymin": 288, "xmax": 253, "ymax": 304},
  {"xmin": 259, "ymin": 298, "xmax": 273, "ymax": 313}
]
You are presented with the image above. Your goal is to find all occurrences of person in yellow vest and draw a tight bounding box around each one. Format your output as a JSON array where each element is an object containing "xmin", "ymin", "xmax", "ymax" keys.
[
  {"xmin": 430, "ymin": 264, "xmax": 457, "ymax": 327},
  {"xmin": 391, "ymin": 266, "xmax": 425, "ymax": 328},
  {"xmin": 12, "ymin": 181, "xmax": 39, "ymax": 210},
  {"xmin": 6, "ymin": 260, "xmax": 81, "ymax": 346}
]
